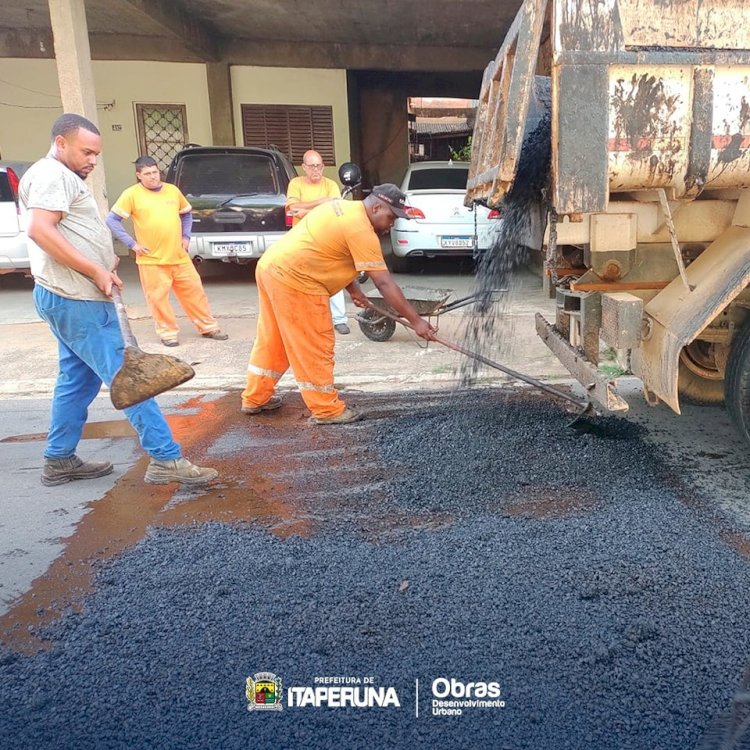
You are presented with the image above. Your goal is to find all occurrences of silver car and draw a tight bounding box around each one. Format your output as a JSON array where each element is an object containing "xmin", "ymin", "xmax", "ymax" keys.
[
  {"xmin": 0, "ymin": 165, "xmax": 30, "ymax": 276},
  {"xmin": 389, "ymin": 161, "xmax": 501, "ymax": 272}
]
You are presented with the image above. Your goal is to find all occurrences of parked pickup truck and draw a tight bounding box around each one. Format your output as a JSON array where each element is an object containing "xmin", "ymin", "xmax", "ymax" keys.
[
  {"xmin": 165, "ymin": 145, "xmax": 297, "ymax": 267},
  {"xmin": 466, "ymin": 0, "xmax": 750, "ymax": 445}
]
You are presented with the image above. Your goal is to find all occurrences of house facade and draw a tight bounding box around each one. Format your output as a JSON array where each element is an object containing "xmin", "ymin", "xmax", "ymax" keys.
[{"xmin": 0, "ymin": 1, "xmax": 518, "ymax": 202}]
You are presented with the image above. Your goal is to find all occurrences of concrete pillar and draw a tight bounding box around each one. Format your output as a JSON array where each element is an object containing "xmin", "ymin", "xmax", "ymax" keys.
[
  {"xmin": 346, "ymin": 71, "xmax": 362, "ymax": 169},
  {"xmin": 359, "ymin": 87, "xmax": 409, "ymax": 186},
  {"xmin": 47, "ymin": 0, "xmax": 108, "ymax": 215},
  {"xmin": 206, "ymin": 62, "xmax": 236, "ymax": 146}
]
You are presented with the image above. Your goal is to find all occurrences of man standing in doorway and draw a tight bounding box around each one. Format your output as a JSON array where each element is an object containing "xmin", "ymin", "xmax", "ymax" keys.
[
  {"xmin": 20, "ymin": 114, "xmax": 217, "ymax": 486},
  {"xmin": 107, "ymin": 156, "xmax": 228, "ymax": 347},
  {"xmin": 286, "ymin": 149, "xmax": 350, "ymax": 334}
]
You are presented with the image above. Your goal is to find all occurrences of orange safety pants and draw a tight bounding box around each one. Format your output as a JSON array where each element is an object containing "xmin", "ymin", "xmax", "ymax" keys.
[
  {"xmin": 242, "ymin": 266, "xmax": 345, "ymax": 420},
  {"xmin": 137, "ymin": 262, "xmax": 220, "ymax": 341}
]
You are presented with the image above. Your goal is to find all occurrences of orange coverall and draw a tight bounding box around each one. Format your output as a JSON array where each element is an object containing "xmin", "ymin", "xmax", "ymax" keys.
[
  {"xmin": 242, "ymin": 199, "xmax": 387, "ymax": 419},
  {"xmin": 110, "ymin": 182, "xmax": 221, "ymax": 342}
]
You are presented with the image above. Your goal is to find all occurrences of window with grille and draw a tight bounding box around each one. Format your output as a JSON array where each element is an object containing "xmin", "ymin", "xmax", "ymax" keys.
[
  {"xmin": 134, "ymin": 104, "xmax": 189, "ymax": 174},
  {"xmin": 241, "ymin": 104, "xmax": 335, "ymax": 165}
]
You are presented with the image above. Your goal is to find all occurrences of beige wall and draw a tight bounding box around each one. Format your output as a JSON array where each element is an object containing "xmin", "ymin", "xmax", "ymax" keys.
[
  {"xmin": 0, "ymin": 59, "xmax": 352, "ymax": 199},
  {"xmin": 0, "ymin": 59, "xmax": 212, "ymax": 203},
  {"xmin": 231, "ymin": 66, "xmax": 350, "ymax": 184}
]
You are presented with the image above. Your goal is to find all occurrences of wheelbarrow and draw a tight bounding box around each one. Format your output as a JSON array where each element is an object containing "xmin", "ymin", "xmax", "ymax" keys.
[{"xmin": 356, "ymin": 285, "xmax": 504, "ymax": 342}]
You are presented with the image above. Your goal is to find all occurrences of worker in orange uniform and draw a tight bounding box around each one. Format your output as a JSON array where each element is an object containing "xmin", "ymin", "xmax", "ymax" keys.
[
  {"xmin": 106, "ymin": 156, "xmax": 228, "ymax": 347},
  {"xmin": 286, "ymin": 149, "xmax": 351, "ymax": 334},
  {"xmin": 241, "ymin": 184, "xmax": 438, "ymax": 424}
]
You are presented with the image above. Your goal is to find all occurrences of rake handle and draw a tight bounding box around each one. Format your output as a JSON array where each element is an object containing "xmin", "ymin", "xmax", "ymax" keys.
[
  {"xmin": 365, "ymin": 301, "xmax": 590, "ymax": 411},
  {"xmin": 110, "ymin": 285, "xmax": 139, "ymax": 349}
]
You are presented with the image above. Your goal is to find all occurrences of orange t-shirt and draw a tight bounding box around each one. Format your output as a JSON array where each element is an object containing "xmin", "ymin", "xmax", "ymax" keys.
[
  {"xmin": 259, "ymin": 200, "xmax": 387, "ymax": 295},
  {"xmin": 286, "ymin": 176, "xmax": 341, "ymax": 226}
]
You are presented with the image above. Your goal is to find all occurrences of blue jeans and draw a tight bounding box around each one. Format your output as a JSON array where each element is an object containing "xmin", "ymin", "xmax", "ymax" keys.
[{"xmin": 34, "ymin": 285, "xmax": 182, "ymax": 461}]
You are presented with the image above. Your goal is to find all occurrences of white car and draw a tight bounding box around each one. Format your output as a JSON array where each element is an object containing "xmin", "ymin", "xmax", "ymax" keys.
[
  {"xmin": 389, "ymin": 161, "xmax": 501, "ymax": 272},
  {"xmin": 0, "ymin": 165, "xmax": 30, "ymax": 276}
]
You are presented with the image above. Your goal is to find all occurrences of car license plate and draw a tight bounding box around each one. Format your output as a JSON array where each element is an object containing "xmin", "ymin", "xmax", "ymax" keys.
[
  {"xmin": 212, "ymin": 241, "xmax": 255, "ymax": 256},
  {"xmin": 440, "ymin": 236, "xmax": 474, "ymax": 249}
]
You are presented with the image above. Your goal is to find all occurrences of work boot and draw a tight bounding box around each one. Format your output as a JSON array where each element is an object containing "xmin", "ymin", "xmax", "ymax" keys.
[
  {"xmin": 241, "ymin": 395, "xmax": 283, "ymax": 415},
  {"xmin": 310, "ymin": 406, "xmax": 362, "ymax": 425},
  {"xmin": 202, "ymin": 330, "xmax": 229, "ymax": 341},
  {"xmin": 144, "ymin": 457, "xmax": 218, "ymax": 485},
  {"xmin": 161, "ymin": 338, "xmax": 179, "ymax": 347},
  {"xmin": 334, "ymin": 323, "xmax": 350, "ymax": 335},
  {"xmin": 42, "ymin": 455, "xmax": 114, "ymax": 487}
]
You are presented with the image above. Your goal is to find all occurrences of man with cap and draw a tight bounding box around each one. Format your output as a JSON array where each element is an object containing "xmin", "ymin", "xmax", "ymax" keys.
[{"xmin": 241, "ymin": 183, "xmax": 438, "ymax": 424}]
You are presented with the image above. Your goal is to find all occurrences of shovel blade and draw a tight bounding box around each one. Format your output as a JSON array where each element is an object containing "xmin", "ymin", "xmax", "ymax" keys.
[{"xmin": 110, "ymin": 346, "xmax": 195, "ymax": 410}]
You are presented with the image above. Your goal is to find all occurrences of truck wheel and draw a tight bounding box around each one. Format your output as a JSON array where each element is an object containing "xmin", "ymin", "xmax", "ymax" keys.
[
  {"xmin": 724, "ymin": 322, "xmax": 750, "ymax": 439},
  {"xmin": 357, "ymin": 309, "xmax": 397, "ymax": 342},
  {"xmin": 678, "ymin": 341, "xmax": 725, "ymax": 405}
]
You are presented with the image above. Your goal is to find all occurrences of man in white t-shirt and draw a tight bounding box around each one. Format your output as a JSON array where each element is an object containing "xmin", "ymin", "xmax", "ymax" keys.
[{"xmin": 20, "ymin": 113, "xmax": 217, "ymax": 487}]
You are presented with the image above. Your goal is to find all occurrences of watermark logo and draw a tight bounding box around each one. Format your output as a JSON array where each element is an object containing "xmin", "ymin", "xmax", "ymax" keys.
[
  {"xmin": 430, "ymin": 677, "xmax": 505, "ymax": 716},
  {"xmin": 246, "ymin": 672, "xmax": 283, "ymax": 712},
  {"xmin": 288, "ymin": 676, "xmax": 400, "ymax": 708}
]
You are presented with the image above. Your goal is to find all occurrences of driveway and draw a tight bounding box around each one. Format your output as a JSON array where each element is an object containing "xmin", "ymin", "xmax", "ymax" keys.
[{"xmin": 0, "ymin": 256, "xmax": 568, "ymax": 398}]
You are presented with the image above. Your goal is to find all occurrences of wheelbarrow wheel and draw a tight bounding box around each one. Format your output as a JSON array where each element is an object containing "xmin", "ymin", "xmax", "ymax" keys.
[{"xmin": 358, "ymin": 308, "xmax": 397, "ymax": 342}]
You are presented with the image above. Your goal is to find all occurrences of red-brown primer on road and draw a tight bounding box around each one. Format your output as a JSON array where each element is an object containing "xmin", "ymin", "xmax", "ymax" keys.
[{"xmin": 0, "ymin": 393, "xmax": 313, "ymax": 654}]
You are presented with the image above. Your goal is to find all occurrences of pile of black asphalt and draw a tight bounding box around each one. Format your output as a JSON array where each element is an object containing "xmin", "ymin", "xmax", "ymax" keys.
[{"xmin": 2, "ymin": 389, "xmax": 750, "ymax": 749}]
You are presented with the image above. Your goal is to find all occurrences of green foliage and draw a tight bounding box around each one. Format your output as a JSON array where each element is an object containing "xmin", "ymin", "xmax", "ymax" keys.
[
  {"xmin": 597, "ymin": 347, "xmax": 628, "ymax": 377},
  {"xmin": 449, "ymin": 137, "xmax": 472, "ymax": 161}
]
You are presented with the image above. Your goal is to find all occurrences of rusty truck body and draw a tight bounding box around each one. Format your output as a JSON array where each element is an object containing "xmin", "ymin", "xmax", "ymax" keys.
[{"xmin": 467, "ymin": 0, "xmax": 750, "ymax": 441}]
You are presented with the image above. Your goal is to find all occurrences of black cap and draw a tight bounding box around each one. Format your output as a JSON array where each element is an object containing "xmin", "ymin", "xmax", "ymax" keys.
[{"xmin": 371, "ymin": 183, "xmax": 412, "ymax": 219}]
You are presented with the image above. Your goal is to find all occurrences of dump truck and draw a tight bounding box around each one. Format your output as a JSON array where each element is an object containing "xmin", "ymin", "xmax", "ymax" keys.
[{"xmin": 466, "ymin": 0, "xmax": 750, "ymax": 442}]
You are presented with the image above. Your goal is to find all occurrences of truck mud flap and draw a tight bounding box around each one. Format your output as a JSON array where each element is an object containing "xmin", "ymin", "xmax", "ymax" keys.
[
  {"xmin": 631, "ymin": 224, "xmax": 750, "ymax": 414},
  {"xmin": 535, "ymin": 313, "xmax": 629, "ymax": 413}
]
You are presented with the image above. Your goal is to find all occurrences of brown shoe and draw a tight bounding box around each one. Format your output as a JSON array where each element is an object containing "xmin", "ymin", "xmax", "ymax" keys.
[
  {"xmin": 310, "ymin": 406, "xmax": 362, "ymax": 425},
  {"xmin": 161, "ymin": 338, "xmax": 179, "ymax": 347},
  {"xmin": 42, "ymin": 455, "xmax": 114, "ymax": 486},
  {"xmin": 144, "ymin": 457, "xmax": 218, "ymax": 485},
  {"xmin": 202, "ymin": 330, "xmax": 228, "ymax": 341},
  {"xmin": 241, "ymin": 395, "xmax": 283, "ymax": 414}
]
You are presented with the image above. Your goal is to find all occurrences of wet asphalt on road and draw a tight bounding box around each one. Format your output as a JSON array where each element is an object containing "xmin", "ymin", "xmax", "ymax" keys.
[{"xmin": 2, "ymin": 388, "xmax": 750, "ymax": 749}]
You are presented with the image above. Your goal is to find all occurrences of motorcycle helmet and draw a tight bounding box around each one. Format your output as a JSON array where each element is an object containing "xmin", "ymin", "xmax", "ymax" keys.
[{"xmin": 338, "ymin": 162, "xmax": 362, "ymax": 187}]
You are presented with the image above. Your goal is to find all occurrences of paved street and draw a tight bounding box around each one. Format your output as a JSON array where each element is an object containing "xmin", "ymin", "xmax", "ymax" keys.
[{"xmin": 2, "ymin": 259, "xmax": 750, "ymax": 749}]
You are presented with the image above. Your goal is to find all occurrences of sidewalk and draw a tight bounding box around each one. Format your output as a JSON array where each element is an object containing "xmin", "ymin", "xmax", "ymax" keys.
[{"xmin": 0, "ymin": 257, "xmax": 569, "ymax": 399}]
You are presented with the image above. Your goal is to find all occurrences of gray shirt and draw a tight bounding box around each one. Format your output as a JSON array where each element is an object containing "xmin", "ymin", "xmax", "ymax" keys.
[{"xmin": 19, "ymin": 157, "xmax": 116, "ymax": 301}]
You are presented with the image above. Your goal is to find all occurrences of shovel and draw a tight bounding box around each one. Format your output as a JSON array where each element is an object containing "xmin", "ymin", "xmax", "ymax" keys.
[
  {"xmin": 109, "ymin": 286, "xmax": 195, "ymax": 410},
  {"xmin": 363, "ymin": 301, "xmax": 594, "ymax": 419}
]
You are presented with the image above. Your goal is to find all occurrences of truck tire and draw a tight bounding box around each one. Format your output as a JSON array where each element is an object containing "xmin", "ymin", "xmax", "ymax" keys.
[
  {"xmin": 677, "ymin": 341, "xmax": 725, "ymax": 406},
  {"xmin": 724, "ymin": 321, "xmax": 750, "ymax": 440}
]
